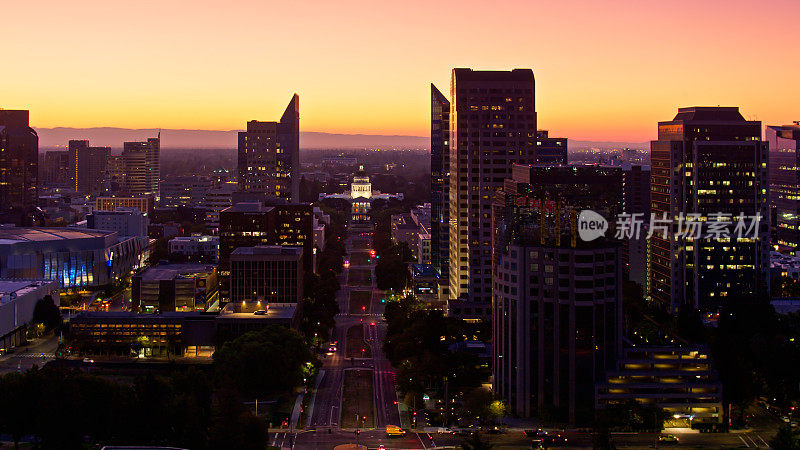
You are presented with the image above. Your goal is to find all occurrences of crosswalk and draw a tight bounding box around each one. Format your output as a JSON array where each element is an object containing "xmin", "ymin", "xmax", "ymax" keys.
[
  {"xmin": 9, "ymin": 353, "xmax": 55, "ymax": 358},
  {"xmin": 738, "ymin": 432, "xmax": 770, "ymax": 448}
]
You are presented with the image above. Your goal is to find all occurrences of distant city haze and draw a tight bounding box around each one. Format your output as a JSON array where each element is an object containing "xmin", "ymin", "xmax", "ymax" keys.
[
  {"xmin": 2, "ymin": 0, "xmax": 799, "ymax": 141},
  {"xmin": 33, "ymin": 127, "xmax": 647, "ymax": 151}
]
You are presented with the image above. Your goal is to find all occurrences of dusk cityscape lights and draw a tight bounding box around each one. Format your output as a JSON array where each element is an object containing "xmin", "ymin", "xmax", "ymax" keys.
[{"xmin": 2, "ymin": 1, "xmax": 800, "ymax": 449}]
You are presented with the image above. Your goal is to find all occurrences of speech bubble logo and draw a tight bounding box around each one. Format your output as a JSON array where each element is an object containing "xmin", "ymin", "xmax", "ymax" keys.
[{"xmin": 578, "ymin": 210, "xmax": 608, "ymax": 241}]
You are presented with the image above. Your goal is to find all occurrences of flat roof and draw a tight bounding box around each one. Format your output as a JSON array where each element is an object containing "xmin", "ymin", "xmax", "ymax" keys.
[
  {"xmin": 231, "ymin": 246, "xmax": 302, "ymax": 256},
  {"xmin": 0, "ymin": 279, "xmax": 57, "ymax": 304},
  {"xmin": 219, "ymin": 302, "xmax": 296, "ymax": 320},
  {"xmin": 0, "ymin": 227, "xmax": 113, "ymax": 244},
  {"xmin": 139, "ymin": 264, "xmax": 217, "ymax": 281}
]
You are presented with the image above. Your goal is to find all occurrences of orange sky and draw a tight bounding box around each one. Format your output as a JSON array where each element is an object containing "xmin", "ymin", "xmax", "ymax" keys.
[{"xmin": 2, "ymin": 0, "xmax": 798, "ymax": 141}]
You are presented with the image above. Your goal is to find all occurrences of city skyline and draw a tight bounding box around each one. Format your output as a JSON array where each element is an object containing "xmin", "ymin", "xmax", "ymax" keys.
[{"xmin": 2, "ymin": 0, "xmax": 799, "ymax": 141}]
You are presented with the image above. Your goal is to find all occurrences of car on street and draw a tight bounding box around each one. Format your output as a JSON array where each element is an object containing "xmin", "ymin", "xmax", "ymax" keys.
[
  {"xmin": 386, "ymin": 425, "xmax": 406, "ymax": 437},
  {"xmin": 658, "ymin": 434, "xmax": 680, "ymax": 444}
]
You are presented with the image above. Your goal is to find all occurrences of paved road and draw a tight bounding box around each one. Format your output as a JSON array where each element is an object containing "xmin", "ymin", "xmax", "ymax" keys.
[
  {"xmin": 0, "ymin": 334, "xmax": 59, "ymax": 374},
  {"xmin": 303, "ymin": 226, "xmax": 403, "ymax": 447}
]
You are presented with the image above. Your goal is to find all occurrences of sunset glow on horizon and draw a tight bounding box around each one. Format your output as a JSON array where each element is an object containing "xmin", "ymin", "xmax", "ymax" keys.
[{"xmin": 3, "ymin": 0, "xmax": 799, "ymax": 141}]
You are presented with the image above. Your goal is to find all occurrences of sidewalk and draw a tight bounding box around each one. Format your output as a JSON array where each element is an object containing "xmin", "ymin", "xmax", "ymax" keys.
[{"xmin": 289, "ymin": 392, "xmax": 304, "ymax": 429}]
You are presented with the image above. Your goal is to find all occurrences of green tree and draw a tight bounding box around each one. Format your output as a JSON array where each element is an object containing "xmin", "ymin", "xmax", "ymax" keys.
[
  {"xmin": 33, "ymin": 294, "xmax": 62, "ymax": 330},
  {"xmin": 213, "ymin": 326, "xmax": 315, "ymax": 398},
  {"xmin": 772, "ymin": 425, "xmax": 800, "ymax": 450}
]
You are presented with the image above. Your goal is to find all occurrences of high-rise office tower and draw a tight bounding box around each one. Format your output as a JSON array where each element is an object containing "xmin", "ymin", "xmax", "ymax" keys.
[
  {"xmin": 0, "ymin": 109, "xmax": 38, "ymax": 225},
  {"xmin": 447, "ymin": 68, "xmax": 538, "ymax": 318},
  {"xmin": 430, "ymin": 84, "xmax": 450, "ymax": 297},
  {"xmin": 122, "ymin": 135, "xmax": 160, "ymax": 198},
  {"xmin": 648, "ymin": 107, "xmax": 769, "ymax": 312},
  {"xmin": 41, "ymin": 150, "xmax": 70, "ymax": 186},
  {"xmin": 237, "ymin": 94, "xmax": 300, "ymax": 202},
  {"xmin": 492, "ymin": 164, "xmax": 622, "ymax": 424},
  {"xmin": 767, "ymin": 122, "xmax": 800, "ymax": 251},
  {"xmin": 68, "ymin": 140, "xmax": 110, "ymax": 195},
  {"xmin": 621, "ymin": 164, "xmax": 651, "ymax": 285}
]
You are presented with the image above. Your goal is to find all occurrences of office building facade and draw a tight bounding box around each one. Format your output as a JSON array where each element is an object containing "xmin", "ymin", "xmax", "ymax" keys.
[
  {"xmin": 160, "ymin": 176, "xmax": 211, "ymax": 208},
  {"xmin": 535, "ymin": 130, "xmax": 568, "ymax": 164},
  {"xmin": 68, "ymin": 139, "xmax": 110, "ymax": 194},
  {"xmin": 41, "ymin": 150, "xmax": 70, "ymax": 187},
  {"xmin": 218, "ymin": 202, "xmax": 314, "ymax": 301},
  {"xmin": 447, "ymin": 68, "xmax": 539, "ymax": 316},
  {"xmin": 648, "ymin": 107, "xmax": 769, "ymax": 312},
  {"xmin": 229, "ymin": 246, "xmax": 303, "ymax": 304},
  {"xmin": 237, "ymin": 95, "xmax": 300, "ymax": 202},
  {"xmin": 95, "ymin": 196, "xmax": 154, "ymax": 215},
  {"xmin": 0, "ymin": 110, "xmax": 39, "ymax": 225},
  {"xmin": 621, "ymin": 164, "xmax": 651, "ymax": 286},
  {"xmin": 122, "ymin": 136, "xmax": 160, "ymax": 198},
  {"xmin": 492, "ymin": 164, "xmax": 623, "ymax": 423},
  {"xmin": 431, "ymin": 84, "xmax": 451, "ymax": 296},
  {"xmin": 767, "ymin": 122, "xmax": 800, "ymax": 251}
]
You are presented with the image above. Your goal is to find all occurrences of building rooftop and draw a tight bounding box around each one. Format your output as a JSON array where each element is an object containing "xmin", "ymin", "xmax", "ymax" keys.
[
  {"xmin": 222, "ymin": 203, "xmax": 272, "ymax": 213},
  {"xmin": 0, "ymin": 227, "xmax": 113, "ymax": 244},
  {"xmin": 0, "ymin": 279, "xmax": 57, "ymax": 304},
  {"xmin": 170, "ymin": 235, "xmax": 218, "ymax": 242},
  {"xmin": 230, "ymin": 246, "xmax": 303, "ymax": 257},
  {"xmin": 219, "ymin": 302, "xmax": 297, "ymax": 320},
  {"xmin": 670, "ymin": 106, "xmax": 746, "ymax": 123},
  {"xmin": 139, "ymin": 264, "xmax": 217, "ymax": 281}
]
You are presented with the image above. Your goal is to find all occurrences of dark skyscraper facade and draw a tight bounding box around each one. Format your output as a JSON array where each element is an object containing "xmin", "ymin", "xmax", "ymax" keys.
[
  {"xmin": 430, "ymin": 84, "xmax": 450, "ymax": 296},
  {"xmin": 447, "ymin": 68, "xmax": 538, "ymax": 317},
  {"xmin": 767, "ymin": 122, "xmax": 800, "ymax": 251},
  {"xmin": 0, "ymin": 110, "xmax": 38, "ymax": 225},
  {"xmin": 237, "ymin": 95, "xmax": 300, "ymax": 203},
  {"xmin": 648, "ymin": 107, "xmax": 769, "ymax": 312},
  {"xmin": 492, "ymin": 164, "xmax": 622, "ymax": 424},
  {"xmin": 122, "ymin": 136, "xmax": 160, "ymax": 198},
  {"xmin": 621, "ymin": 164, "xmax": 651, "ymax": 285},
  {"xmin": 69, "ymin": 140, "xmax": 110, "ymax": 195}
]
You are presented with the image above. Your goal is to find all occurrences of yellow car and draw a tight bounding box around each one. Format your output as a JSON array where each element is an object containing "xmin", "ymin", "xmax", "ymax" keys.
[
  {"xmin": 658, "ymin": 434, "xmax": 679, "ymax": 444},
  {"xmin": 386, "ymin": 425, "xmax": 406, "ymax": 437}
]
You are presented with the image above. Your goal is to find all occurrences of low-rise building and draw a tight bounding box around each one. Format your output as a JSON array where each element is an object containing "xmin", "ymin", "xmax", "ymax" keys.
[
  {"xmin": 87, "ymin": 207, "xmax": 149, "ymax": 237},
  {"xmin": 95, "ymin": 196, "xmax": 154, "ymax": 215},
  {"xmin": 168, "ymin": 236, "xmax": 219, "ymax": 262},
  {"xmin": 70, "ymin": 303, "xmax": 299, "ymax": 357},
  {"xmin": 229, "ymin": 246, "xmax": 303, "ymax": 304},
  {"xmin": 595, "ymin": 346, "xmax": 723, "ymax": 426},
  {"xmin": 1, "ymin": 279, "xmax": 59, "ymax": 350},
  {"xmin": 132, "ymin": 263, "xmax": 218, "ymax": 312}
]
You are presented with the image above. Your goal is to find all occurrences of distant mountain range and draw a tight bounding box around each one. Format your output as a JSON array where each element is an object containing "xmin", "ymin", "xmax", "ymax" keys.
[{"xmin": 34, "ymin": 127, "xmax": 647, "ymax": 152}]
